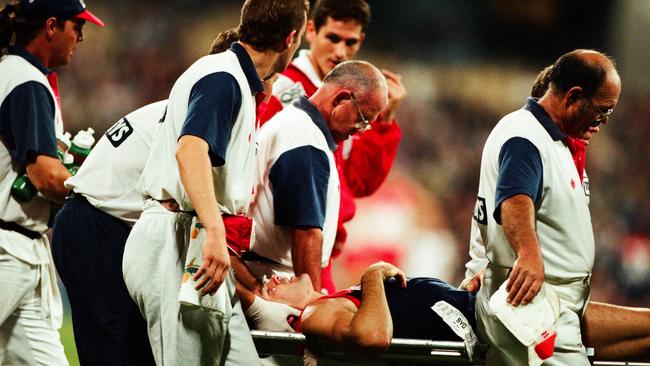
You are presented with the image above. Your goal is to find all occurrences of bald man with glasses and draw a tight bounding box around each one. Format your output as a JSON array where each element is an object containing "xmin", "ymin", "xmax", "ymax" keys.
[{"xmin": 233, "ymin": 61, "xmax": 387, "ymax": 315}]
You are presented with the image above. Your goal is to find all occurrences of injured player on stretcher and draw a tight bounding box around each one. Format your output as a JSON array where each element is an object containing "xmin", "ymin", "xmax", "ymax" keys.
[{"xmin": 243, "ymin": 261, "xmax": 650, "ymax": 362}]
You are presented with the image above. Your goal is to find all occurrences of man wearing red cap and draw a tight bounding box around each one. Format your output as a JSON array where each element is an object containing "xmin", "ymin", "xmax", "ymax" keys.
[{"xmin": 0, "ymin": 1, "xmax": 103, "ymax": 364}]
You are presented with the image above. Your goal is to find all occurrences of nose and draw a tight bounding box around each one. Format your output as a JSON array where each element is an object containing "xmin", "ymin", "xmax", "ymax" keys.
[{"xmin": 333, "ymin": 41, "xmax": 347, "ymax": 59}]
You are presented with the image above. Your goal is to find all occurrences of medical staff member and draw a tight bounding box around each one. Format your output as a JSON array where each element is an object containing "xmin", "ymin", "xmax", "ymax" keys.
[
  {"xmin": 122, "ymin": 1, "xmax": 308, "ymax": 364},
  {"xmin": 0, "ymin": 0, "xmax": 102, "ymax": 364},
  {"xmin": 51, "ymin": 101, "xmax": 165, "ymax": 366},
  {"xmin": 258, "ymin": 0, "xmax": 406, "ymax": 293},
  {"xmin": 472, "ymin": 49, "xmax": 620, "ymax": 365}
]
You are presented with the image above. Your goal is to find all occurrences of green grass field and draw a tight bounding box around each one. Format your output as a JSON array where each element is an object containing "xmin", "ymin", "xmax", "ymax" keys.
[{"xmin": 61, "ymin": 313, "xmax": 80, "ymax": 366}]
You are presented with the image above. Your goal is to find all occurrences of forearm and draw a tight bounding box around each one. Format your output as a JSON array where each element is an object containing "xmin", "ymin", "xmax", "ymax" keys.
[
  {"xmin": 292, "ymin": 227, "xmax": 323, "ymax": 291},
  {"xmin": 236, "ymin": 280, "xmax": 256, "ymax": 311},
  {"xmin": 349, "ymin": 270, "xmax": 392, "ymax": 350},
  {"xmin": 501, "ymin": 194, "xmax": 541, "ymax": 258},
  {"xmin": 177, "ymin": 136, "xmax": 224, "ymax": 235},
  {"xmin": 230, "ymin": 254, "xmax": 262, "ymax": 293},
  {"xmin": 26, "ymin": 155, "xmax": 72, "ymax": 204}
]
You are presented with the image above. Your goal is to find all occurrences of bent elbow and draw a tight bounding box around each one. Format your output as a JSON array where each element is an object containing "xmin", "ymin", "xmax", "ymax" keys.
[{"xmin": 353, "ymin": 330, "xmax": 391, "ymax": 357}]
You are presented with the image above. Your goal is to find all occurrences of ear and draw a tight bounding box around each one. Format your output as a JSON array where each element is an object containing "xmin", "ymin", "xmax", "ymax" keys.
[
  {"xmin": 565, "ymin": 86, "xmax": 584, "ymax": 107},
  {"xmin": 284, "ymin": 30, "xmax": 297, "ymax": 51},
  {"xmin": 358, "ymin": 32, "xmax": 366, "ymax": 45},
  {"xmin": 305, "ymin": 20, "xmax": 316, "ymax": 44},
  {"xmin": 332, "ymin": 89, "xmax": 352, "ymax": 107},
  {"xmin": 44, "ymin": 17, "xmax": 61, "ymax": 40}
]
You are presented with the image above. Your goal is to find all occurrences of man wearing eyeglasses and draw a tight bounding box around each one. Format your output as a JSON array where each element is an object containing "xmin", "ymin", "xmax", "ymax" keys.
[
  {"xmin": 256, "ymin": 0, "xmax": 406, "ymax": 294},
  {"xmin": 236, "ymin": 61, "xmax": 387, "ymax": 298},
  {"xmin": 471, "ymin": 49, "xmax": 621, "ymax": 365}
]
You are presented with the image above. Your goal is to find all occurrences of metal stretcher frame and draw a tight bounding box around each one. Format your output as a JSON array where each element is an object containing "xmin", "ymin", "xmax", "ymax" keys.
[{"xmin": 251, "ymin": 330, "xmax": 650, "ymax": 366}]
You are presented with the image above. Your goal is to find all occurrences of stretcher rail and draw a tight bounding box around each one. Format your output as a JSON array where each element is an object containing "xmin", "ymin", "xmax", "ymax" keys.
[{"xmin": 251, "ymin": 330, "xmax": 650, "ymax": 366}]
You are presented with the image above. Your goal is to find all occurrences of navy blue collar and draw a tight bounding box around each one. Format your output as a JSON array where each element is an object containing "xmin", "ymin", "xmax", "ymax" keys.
[
  {"xmin": 7, "ymin": 46, "xmax": 50, "ymax": 75},
  {"xmin": 229, "ymin": 43, "xmax": 264, "ymax": 94},
  {"xmin": 523, "ymin": 97, "xmax": 567, "ymax": 141},
  {"xmin": 295, "ymin": 96, "xmax": 337, "ymax": 151}
]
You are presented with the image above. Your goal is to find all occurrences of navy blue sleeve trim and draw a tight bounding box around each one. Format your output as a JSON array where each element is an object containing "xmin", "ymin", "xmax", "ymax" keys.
[
  {"xmin": 179, "ymin": 72, "xmax": 242, "ymax": 167},
  {"xmin": 493, "ymin": 137, "xmax": 543, "ymax": 224},
  {"xmin": 269, "ymin": 146, "xmax": 330, "ymax": 228},
  {"xmin": 0, "ymin": 81, "xmax": 57, "ymax": 166}
]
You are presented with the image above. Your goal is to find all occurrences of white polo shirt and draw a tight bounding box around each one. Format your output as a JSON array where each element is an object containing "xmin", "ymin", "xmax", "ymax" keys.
[
  {"xmin": 65, "ymin": 100, "xmax": 167, "ymax": 223},
  {"xmin": 475, "ymin": 98, "xmax": 594, "ymax": 280},
  {"xmin": 249, "ymin": 97, "xmax": 340, "ymax": 271},
  {"xmin": 137, "ymin": 43, "xmax": 262, "ymax": 214}
]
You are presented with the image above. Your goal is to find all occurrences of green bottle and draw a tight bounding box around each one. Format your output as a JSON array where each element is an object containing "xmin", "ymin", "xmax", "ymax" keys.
[
  {"xmin": 11, "ymin": 175, "xmax": 37, "ymax": 202},
  {"xmin": 69, "ymin": 128, "xmax": 95, "ymax": 167}
]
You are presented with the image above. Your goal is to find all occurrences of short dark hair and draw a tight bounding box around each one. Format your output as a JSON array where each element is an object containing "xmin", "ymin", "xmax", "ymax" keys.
[
  {"xmin": 238, "ymin": 0, "xmax": 308, "ymax": 53},
  {"xmin": 1, "ymin": 1, "xmax": 67, "ymax": 54},
  {"xmin": 547, "ymin": 49, "xmax": 615, "ymax": 100},
  {"xmin": 311, "ymin": 0, "xmax": 370, "ymax": 32}
]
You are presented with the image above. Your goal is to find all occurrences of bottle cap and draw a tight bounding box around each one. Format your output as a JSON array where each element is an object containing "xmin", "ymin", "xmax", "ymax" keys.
[
  {"xmin": 58, "ymin": 132, "xmax": 72, "ymax": 149},
  {"xmin": 72, "ymin": 128, "xmax": 96, "ymax": 149}
]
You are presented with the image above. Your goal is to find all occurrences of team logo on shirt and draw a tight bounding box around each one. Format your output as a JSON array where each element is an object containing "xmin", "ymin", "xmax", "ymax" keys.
[
  {"xmin": 106, "ymin": 117, "xmax": 134, "ymax": 148},
  {"xmin": 570, "ymin": 178, "xmax": 576, "ymax": 190},
  {"xmin": 279, "ymin": 83, "xmax": 306, "ymax": 106},
  {"xmin": 473, "ymin": 196, "xmax": 488, "ymax": 225}
]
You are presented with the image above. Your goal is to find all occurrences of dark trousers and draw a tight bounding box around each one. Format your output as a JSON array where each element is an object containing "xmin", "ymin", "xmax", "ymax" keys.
[{"xmin": 51, "ymin": 195, "xmax": 155, "ymax": 366}]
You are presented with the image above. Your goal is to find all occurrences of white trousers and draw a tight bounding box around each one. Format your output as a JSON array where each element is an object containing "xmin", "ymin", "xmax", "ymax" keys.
[
  {"xmin": 123, "ymin": 200, "xmax": 260, "ymax": 366},
  {"xmin": 476, "ymin": 274, "xmax": 590, "ymax": 366},
  {"xmin": 0, "ymin": 248, "xmax": 68, "ymax": 366}
]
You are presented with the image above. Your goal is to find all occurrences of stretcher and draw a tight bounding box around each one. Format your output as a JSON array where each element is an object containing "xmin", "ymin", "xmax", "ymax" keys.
[{"xmin": 251, "ymin": 330, "xmax": 650, "ymax": 366}]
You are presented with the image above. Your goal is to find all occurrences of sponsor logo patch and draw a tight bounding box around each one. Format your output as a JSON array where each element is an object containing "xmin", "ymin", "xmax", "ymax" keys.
[
  {"xmin": 105, "ymin": 117, "xmax": 134, "ymax": 147},
  {"xmin": 473, "ymin": 196, "xmax": 488, "ymax": 225}
]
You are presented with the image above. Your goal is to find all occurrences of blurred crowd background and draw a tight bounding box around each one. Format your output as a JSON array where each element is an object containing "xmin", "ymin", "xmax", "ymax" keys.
[
  {"xmin": 6, "ymin": 1, "xmax": 650, "ymax": 360},
  {"xmin": 50, "ymin": 0, "xmax": 650, "ymax": 306}
]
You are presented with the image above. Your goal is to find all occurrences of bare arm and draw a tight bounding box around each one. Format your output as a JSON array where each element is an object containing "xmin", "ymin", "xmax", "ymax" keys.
[
  {"xmin": 292, "ymin": 227, "xmax": 323, "ymax": 291},
  {"xmin": 501, "ymin": 194, "xmax": 544, "ymax": 306},
  {"xmin": 177, "ymin": 135, "xmax": 229, "ymax": 296},
  {"xmin": 301, "ymin": 262, "xmax": 407, "ymax": 356},
  {"xmin": 26, "ymin": 154, "xmax": 71, "ymax": 204},
  {"xmin": 230, "ymin": 254, "xmax": 263, "ymax": 294}
]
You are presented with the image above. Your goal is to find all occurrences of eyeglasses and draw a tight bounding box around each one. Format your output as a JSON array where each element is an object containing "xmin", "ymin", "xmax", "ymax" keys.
[
  {"xmin": 587, "ymin": 99, "xmax": 614, "ymax": 123},
  {"xmin": 350, "ymin": 92, "xmax": 372, "ymax": 131}
]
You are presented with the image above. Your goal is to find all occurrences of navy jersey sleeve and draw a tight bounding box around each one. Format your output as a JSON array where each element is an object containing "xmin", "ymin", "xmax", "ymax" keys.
[
  {"xmin": 269, "ymin": 146, "xmax": 330, "ymax": 228},
  {"xmin": 493, "ymin": 137, "xmax": 543, "ymax": 224},
  {"xmin": 179, "ymin": 72, "xmax": 242, "ymax": 167},
  {"xmin": 0, "ymin": 81, "xmax": 57, "ymax": 166}
]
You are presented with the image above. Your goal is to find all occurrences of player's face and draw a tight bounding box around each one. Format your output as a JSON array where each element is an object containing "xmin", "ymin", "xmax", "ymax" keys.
[
  {"xmin": 306, "ymin": 17, "xmax": 364, "ymax": 79},
  {"xmin": 264, "ymin": 274, "xmax": 313, "ymax": 308},
  {"xmin": 50, "ymin": 18, "xmax": 85, "ymax": 67}
]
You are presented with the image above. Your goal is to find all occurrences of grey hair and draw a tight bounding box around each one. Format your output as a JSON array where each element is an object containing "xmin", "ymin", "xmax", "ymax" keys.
[{"xmin": 323, "ymin": 60, "xmax": 387, "ymax": 106}]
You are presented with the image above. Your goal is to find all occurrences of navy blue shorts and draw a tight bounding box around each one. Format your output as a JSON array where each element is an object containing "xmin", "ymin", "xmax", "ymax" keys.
[
  {"xmin": 51, "ymin": 194, "xmax": 155, "ymax": 366},
  {"xmin": 385, "ymin": 277, "xmax": 477, "ymax": 340}
]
